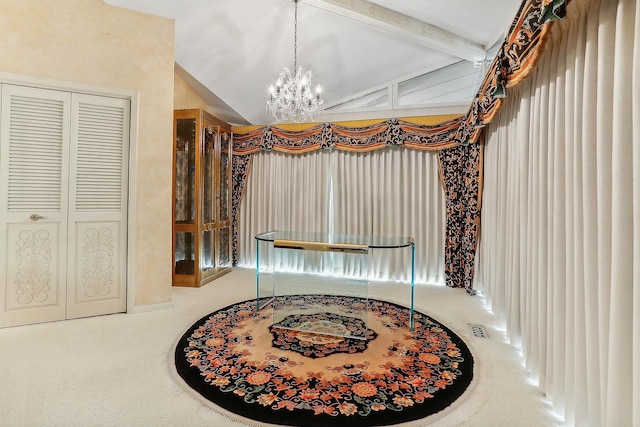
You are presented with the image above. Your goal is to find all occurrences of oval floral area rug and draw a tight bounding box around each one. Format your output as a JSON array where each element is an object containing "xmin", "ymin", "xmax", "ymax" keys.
[{"xmin": 174, "ymin": 295, "xmax": 474, "ymax": 426}]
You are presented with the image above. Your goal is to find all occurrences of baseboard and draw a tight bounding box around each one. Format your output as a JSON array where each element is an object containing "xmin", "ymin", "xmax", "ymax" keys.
[{"xmin": 129, "ymin": 301, "xmax": 174, "ymax": 314}]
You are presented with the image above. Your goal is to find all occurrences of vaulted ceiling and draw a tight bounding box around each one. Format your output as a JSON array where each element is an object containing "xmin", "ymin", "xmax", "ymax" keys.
[{"xmin": 104, "ymin": 0, "xmax": 522, "ymax": 126}]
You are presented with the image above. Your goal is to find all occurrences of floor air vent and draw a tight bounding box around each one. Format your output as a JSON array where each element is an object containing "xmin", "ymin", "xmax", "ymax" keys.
[{"xmin": 469, "ymin": 324, "xmax": 489, "ymax": 338}]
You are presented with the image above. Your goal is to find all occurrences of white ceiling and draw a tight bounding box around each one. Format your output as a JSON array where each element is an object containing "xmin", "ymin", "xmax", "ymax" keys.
[{"xmin": 104, "ymin": 0, "xmax": 522, "ymax": 126}]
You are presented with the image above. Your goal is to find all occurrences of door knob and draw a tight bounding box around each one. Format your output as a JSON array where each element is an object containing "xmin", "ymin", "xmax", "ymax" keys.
[{"xmin": 29, "ymin": 214, "xmax": 44, "ymax": 221}]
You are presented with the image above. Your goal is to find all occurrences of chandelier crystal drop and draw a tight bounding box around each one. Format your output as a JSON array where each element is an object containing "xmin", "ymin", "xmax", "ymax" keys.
[{"xmin": 267, "ymin": 0, "xmax": 323, "ymax": 123}]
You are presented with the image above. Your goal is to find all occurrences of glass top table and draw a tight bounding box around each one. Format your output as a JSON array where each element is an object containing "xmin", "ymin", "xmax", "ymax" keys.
[{"xmin": 255, "ymin": 231, "xmax": 416, "ymax": 331}]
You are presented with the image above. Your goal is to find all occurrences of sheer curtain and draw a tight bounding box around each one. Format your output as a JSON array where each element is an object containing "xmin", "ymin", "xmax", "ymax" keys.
[
  {"xmin": 331, "ymin": 147, "xmax": 445, "ymax": 283},
  {"xmin": 477, "ymin": 0, "xmax": 639, "ymax": 425},
  {"xmin": 236, "ymin": 150, "xmax": 332, "ymax": 273},
  {"xmin": 237, "ymin": 147, "xmax": 445, "ymax": 285}
]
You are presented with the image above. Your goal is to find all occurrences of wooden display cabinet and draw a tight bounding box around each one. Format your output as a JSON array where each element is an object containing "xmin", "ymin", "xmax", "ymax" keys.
[{"xmin": 172, "ymin": 109, "xmax": 232, "ymax": 287}]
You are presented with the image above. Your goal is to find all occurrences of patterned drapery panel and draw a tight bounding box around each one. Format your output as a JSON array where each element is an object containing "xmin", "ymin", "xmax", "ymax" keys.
[
  {"xmin": 231, "ymin": 155, "xmax": 252, "ymax": 265},
  {"xmin": 437, "ymin": 142, "xmax": 483, "ymax": 293}
]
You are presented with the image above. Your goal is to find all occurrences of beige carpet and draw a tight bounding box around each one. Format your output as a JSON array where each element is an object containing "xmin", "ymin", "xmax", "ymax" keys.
[{"xmin": 0, "ymin": 268, "xmax": 561, "ymax": 426}]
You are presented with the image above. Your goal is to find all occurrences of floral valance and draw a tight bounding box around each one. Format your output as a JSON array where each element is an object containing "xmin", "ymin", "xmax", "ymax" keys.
[
  {"xmin": 233, "ymin": 118, "xmax": 465, "ymax": 155},
  {"xmin": 457, "ymin": 0, "xmax": 570, "ymax": 144}
]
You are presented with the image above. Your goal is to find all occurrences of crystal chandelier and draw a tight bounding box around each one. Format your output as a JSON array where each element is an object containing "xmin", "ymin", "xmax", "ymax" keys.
[{"xmin": 267, "ymin": 0, "xmax": 323, "ymax": 123}]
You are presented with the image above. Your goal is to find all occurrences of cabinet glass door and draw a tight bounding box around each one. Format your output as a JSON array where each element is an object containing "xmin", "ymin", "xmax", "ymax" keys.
[
  {"xmin": 201, "ymin": 127, "xmax": 217, "ymax": 275},
  {"xmin": 217, "ymin": 132, "xmax": 231, "ymax": 268},
  {"xmin": 175, "ymin": 119, "xmax": 196, "ymax": 225},
  {"xmin": 174, "ymin": 118, "xmax": 196, "ymax": 277},
  {"xmin": 219, "ymin": 133, "xmax": 230, "ymax": 222}
]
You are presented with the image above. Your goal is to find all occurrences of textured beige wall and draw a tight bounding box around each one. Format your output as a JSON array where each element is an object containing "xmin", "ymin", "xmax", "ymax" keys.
[
  {"xmin": 0, "ymin": 0, "xmax": 175, "ymax": 307},
  {"xmin": 174, "ymin": 73, "xmax": 209, "ymax": 112}
]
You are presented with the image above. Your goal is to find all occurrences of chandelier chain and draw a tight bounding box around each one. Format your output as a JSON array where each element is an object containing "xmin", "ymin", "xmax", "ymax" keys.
[{"xmin": 293, "ymin": 0, "xmax": 298, "ymax": 71}]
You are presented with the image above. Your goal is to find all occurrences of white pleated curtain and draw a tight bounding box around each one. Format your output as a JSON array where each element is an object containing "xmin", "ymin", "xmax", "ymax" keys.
[
  {"xmin": 477, "ymin": 0, "xmax": 639, "ymax": 425},
  {"xmin": 237, "ymin": 147, "xmax": 445, "ymax": 285}
]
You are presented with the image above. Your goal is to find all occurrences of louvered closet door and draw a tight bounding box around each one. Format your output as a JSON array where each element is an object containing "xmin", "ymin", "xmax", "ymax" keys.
[
  {"xmin": 66, "ymin": 94, "xmax": 129, "ymax": 319},
  {"xmin": 0, "ymin": 85, "xmax": 71, "ymax": 327},
  {"xmin": 0, "ymin": 86, "xmax": 130, "ymax": 327}
]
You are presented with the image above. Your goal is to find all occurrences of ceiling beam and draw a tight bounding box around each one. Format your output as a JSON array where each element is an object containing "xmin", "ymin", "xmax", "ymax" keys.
[{"xmin": 304, "ymin": 0, "xmax": 486, "ymax": 62}]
